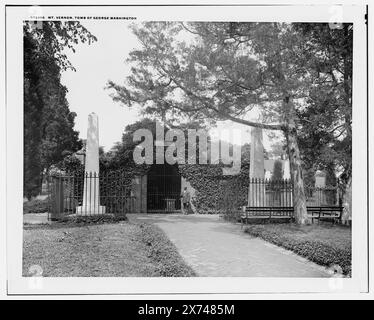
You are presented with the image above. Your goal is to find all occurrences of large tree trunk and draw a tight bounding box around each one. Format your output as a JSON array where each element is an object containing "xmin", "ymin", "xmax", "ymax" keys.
[
  {"xmin": 283, "ymin": 97, "xmax": 309, "ymax": 224},
  {"xmin": 341, "ymin": 24, "xmax": 352, "ymax": 226},
  {"xmin": 341, "ymin": 175, "xmax": 352, "ymax": 225}
]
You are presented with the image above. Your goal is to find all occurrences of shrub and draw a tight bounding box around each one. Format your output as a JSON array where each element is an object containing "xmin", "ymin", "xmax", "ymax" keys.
[
  {"xmin": 271, "ymin": 160, "xmax": 283, "ymax": 180},
  {"xmin": 58, "ymin": 214, "xmax": 127, "ymax": 224},
  {"xmin": 137, "ymin": 223, "xmax": 197, "ymax": 277},
  {"xmin": 23, "ymin": 199, "xmax": 50, "ymax": 214},
  {"xmin": 219, "ymin": 181, "xmax": 244, "ymax": 221},
  {"xmin": 244, "ymin": 225, "xmax": 351, "ymax": 275}
]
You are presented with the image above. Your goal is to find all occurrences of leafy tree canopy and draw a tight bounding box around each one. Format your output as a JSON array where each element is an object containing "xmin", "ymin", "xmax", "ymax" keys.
[
  {"xmin": 108, "ymin": 22, "xmax": 314, "ymax": 129},
  {"xmin": 106, "ymin": 22, "xmax": 352, "ymax": 224},
  {"xmin": 24, "ymin": 21, "xmax": 97, "ymax": 199}
]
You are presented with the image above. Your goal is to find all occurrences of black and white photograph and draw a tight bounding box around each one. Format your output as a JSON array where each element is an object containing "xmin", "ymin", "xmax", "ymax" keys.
[{"xmin": 3, "ymin": 2, "xmax": 370, "ymax": 298}]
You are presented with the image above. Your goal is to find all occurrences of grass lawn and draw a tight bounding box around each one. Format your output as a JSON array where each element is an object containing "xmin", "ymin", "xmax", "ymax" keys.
[
  {"xmin": 244, "ymin": 223, "xmax": 351, "ymax": 276},
  {"xmin": 23, "ymin": 220, "xmax": 197, "ymax": 277}
]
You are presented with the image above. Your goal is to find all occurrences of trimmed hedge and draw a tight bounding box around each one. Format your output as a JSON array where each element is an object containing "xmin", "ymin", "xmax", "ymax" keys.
[
  {"xmin": 23, "ymin": 199, "xmax": 50, "ymax": 214},
  {"xmin": 58, "ymin": 214, "xmax": 128, "ymax": 224},
  {"xmin": 137, "ymin": 223, "xmax": 197, "ymax": 277},
  {"xmin": 244, "ymin": 225, "xmax": 351, "ymax": 276}
]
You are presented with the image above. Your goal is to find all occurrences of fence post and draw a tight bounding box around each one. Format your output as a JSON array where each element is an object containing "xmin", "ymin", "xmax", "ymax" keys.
[{"xmin": 50, "ymin": 176, "xmax": 64, "ymax": 221}]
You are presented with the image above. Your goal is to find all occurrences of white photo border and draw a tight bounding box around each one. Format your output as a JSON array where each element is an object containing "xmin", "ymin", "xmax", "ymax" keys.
[{"xmin": 5, "ymin": 4, "xmax": 368, "ymax": 295}]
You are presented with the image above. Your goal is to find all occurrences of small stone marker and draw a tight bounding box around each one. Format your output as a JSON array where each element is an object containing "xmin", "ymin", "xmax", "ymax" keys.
[
  {"xmin": 315, "ymin": 170, "xmax": 326, "ymax": 188},
  {"xmin": 76, "ymin": 113, "xmax": 106, "ymax": 215}
]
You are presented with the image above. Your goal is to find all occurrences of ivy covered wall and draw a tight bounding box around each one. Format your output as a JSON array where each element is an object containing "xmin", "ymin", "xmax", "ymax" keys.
[
  {"xmin": 179, "ymin": 160, "xmax": 250, "ymax": 214},
  {"xmin": 59, "ymin": 154, "xmax": 250, "ymax": 214}
]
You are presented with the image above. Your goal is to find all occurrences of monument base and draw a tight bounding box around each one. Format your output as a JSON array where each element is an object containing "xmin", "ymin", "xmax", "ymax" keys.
[{"xmin": 75, "ymin": 205, "xmax": 106, "ymax": 216}]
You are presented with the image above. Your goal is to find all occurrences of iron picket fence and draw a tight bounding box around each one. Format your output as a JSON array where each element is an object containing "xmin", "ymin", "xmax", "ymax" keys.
[
  {"xmin": 48, "ymin": 170, "xmax": 136, "ymax": 220},
  {"xmin": 247, "ymin": 179, "xmax": 340, "ymax": 208},
  {"xmin": 243, "ymin": 179, "xmax": 342, "ymax": 222},
  {"xmin": 247, "ymin": 178, "xmax": 293, "ymax": 208},
  {"xmin": 305, "ymin": 185, "xmax": 340, "ymax": 206}
]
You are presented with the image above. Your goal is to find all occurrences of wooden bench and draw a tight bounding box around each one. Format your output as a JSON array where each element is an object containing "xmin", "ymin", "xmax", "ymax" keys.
[
  {"xmin": 307, "ymin": 206, "xmax": 343, "ymax": 224},
  {"xmin": 240, "ymin": 206, "xmax": 294, "ymax": 227}
]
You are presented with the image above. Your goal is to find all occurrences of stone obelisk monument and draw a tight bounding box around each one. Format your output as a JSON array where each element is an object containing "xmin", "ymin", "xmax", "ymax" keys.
[
  {"xmin": 76, "ymin": 113, "xmax": 105, "ymax": 215},
  {"xmin": 248, "ymin": 127, "xmax": 265, "ymax": 206}
]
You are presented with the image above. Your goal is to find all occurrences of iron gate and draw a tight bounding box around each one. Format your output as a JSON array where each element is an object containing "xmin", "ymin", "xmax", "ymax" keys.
[{"xmin": 146, "ymin": 164, "xmax": 181, "ymax": 213}]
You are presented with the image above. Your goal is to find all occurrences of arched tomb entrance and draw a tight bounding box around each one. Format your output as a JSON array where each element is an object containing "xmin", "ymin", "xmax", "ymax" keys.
[{"xmin": 146, "ymin": 163, "xmax": 181, "ymax": 213}]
